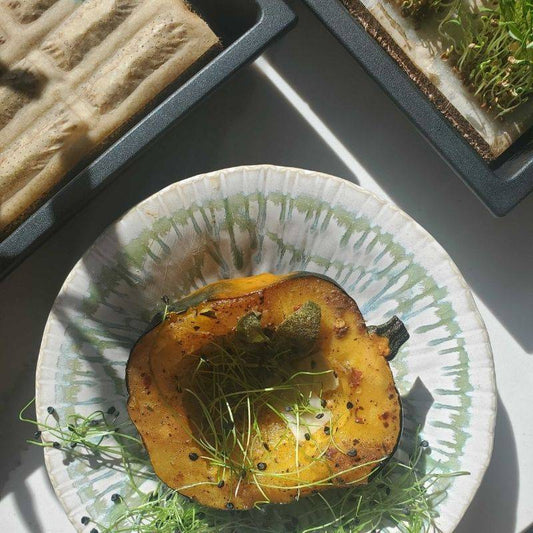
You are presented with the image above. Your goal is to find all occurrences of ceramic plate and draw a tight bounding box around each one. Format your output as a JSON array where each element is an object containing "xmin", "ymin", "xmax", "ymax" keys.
[{"xmin": 35, "ymin": 165, "xmax": 496, "ymax": 532}]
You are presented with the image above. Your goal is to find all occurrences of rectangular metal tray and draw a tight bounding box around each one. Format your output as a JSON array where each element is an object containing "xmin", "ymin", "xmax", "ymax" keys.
[
  {"xmin": 0, "ymin": 0, "xmax": 296, "ymax": 280},
  {"xmin": 302, "ymin": 0, "xmax": 533, "ymax": 217}
]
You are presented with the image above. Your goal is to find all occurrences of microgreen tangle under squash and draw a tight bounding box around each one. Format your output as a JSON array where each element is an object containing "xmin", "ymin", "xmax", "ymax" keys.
[{"xmin": 20, "ymin": 397, "xmax": 467, "ymax": 532}]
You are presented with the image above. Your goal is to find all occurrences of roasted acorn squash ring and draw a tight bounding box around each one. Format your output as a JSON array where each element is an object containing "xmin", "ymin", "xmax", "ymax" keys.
[{"xmin": 127, "ymin": 272, "xmax": 408, "ymax": 510}]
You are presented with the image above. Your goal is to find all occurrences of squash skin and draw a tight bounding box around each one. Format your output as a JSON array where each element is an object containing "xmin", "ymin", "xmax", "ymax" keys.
[{"xmin": 127, "ymin": 272, "xmax": 406, "ymax": 510}]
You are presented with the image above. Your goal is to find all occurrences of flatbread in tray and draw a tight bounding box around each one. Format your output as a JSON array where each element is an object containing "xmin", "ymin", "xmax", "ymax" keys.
[{"xmin": 0, "ymin": 0, "xmax": 220, "ymax": 235}]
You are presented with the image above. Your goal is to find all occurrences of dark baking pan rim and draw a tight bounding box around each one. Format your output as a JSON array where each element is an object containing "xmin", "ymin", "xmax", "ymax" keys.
[
  {"xmin": 0, "ymin": 0, "xmax": 296, "ymax": 280},
  {"xmin": 301, "ymin": 0, "xmax": 533, "ymax": 217}
]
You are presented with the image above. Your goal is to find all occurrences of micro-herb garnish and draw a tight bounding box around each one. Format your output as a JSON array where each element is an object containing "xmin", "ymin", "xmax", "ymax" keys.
[
  {"xmin": 20, "ymin": 397, "xmax": 466, "ymax": 532},
  {"xmin": 394, "ymin": 0, "xmax": 533, "ymax": 116},
  {"xmin": 181, "ymin": 307, "xmax": 338, "ymax": 492},
  {"xmin": 441, "ymin": 0, "xmax": 533, "ymax": 116}
]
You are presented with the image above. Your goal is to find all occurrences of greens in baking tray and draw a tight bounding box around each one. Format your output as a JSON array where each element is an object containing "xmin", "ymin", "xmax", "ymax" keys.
[
  {"xmin": 344, "ymin": 0, "xmax": 533, "ymax": 158},
  {"xmin": 21, "ymin": 272, "xmax": 467, "ymax": 533},
  {"xmin": 404, "ymin": 0, "xmax": 532, "ymax": 116}
]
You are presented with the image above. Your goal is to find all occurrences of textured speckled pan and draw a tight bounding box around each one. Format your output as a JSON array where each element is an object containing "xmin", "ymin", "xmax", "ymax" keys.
[{"xmin": 35, "ymin": 165, "xmax": 496, "ymax": 532}]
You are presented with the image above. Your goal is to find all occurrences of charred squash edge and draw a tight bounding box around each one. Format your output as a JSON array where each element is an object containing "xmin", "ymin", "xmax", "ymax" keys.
[{"xmin": 126, "ymin": 271, "xmax": 409, "ymax": 498}]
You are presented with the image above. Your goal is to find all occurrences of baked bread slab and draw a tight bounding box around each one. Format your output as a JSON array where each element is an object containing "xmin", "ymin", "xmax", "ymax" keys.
[{"xmin": 0, "ymin": 0, "xmax": 219, "ymax": 234}]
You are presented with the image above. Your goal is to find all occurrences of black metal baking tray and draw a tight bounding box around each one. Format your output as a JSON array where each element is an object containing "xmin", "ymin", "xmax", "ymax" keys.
[
  {"xmin": 302, "ymin": 0, "xmax": 533, "ymax": 217},
  {"xmin": 0, "ymin": 0, "xmax": 296, "ymax": 280}
]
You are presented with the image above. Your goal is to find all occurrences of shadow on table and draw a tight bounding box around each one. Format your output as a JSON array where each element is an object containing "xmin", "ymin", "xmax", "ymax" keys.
[
  {"xmin": 266, "ymin": 0, "xmax": 533, "ymax": 354},
  {"xmin": 454, "ymin": 394, "xmax": 518, "ymax": 533},
  {"xmin": 8, "ymin": 449, "xmax": 46, "ymax": 533}
]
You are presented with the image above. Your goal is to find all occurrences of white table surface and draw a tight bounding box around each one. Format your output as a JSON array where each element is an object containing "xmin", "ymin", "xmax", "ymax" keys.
[{"xmin": 1, "ymin": 2, "xmax": 532, "ymax": 532}]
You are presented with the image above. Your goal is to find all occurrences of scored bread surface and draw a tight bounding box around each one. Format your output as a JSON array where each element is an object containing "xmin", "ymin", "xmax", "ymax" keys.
[{"xmin": 0, "ymin": 0, "xmax": 219, "ymax": 234}]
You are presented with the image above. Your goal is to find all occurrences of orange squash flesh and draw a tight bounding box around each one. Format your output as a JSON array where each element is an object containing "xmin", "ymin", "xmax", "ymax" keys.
[{"xmin": 126, "ymin": 272, "xmax": 405, "ymax": 510}]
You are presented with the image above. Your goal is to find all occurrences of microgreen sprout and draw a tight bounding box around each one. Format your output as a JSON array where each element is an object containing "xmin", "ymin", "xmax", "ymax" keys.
[
  {"xmin": 19, "ymin": 398, "xmax": 150, "ymax": 491},
  {"xmin": 396, "ymin": 0, "xmax": 452, "ymax": 21},
  {"xmin": 21, "ymin": 397, "xmax": 467, "ymax": 532},
  {"xmin": 441, "ymin": 0, "xmax": 533, "ymax": 116},
  {"xmin": 392, "ymin": 0, "xmax": 533, "ymax": 116},
  {"xmin": 172, "ymin": 304, "xmax": 352, "ymax": 495}
]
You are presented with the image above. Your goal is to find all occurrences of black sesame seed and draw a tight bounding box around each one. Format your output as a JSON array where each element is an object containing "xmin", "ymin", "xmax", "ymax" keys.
[
  {"xmin": 81, "ymin": 516, "xmax": 90, "ymax": 525},
  {"xmin": 321, "ymin": 399, "xmax": 327, "ymax": 408},
  {"xmin": 285, "ymin": 406, "xmax": 293, "ymax": 412},
  {"xmin": 333, "ymin": 371, "xmax": 338, "ymax": 378},
  {"xmin": 257, "ymin": 462, "xmax": 267, "ymax": 471},
  {"xmin": 304, "ymin": 433, "xmax": 311, "ymax": 441},
  {"xmin": 111, "ymin": 493, "xmax": 121, "ymax": 503},
  {"xmin": 385, "ymin": 487, "xmax": 391, "ymax": 495},
  {"xmin": 162, "ymin": 295, "xmax": 170, "ymax": 305},
  {"xmin": 47, "ymin": 406, "xmax": 55, "ymax": 415},
  {"xmin": 346, "ymin": 401, "xmax": 353, "ymax": 409},
  {"xmin": 347, "ymin": 449, "xmax": 357, "ymax": 457},
  {"xmin": 420, "ymin": 440, "xmax": 429, "ymax": 448},
  {"xmin": 34, "ymin": 431, "xmax": 41, "ymax": 439},
  {"xmin": 189, "ymin": 452, "xmax": 199, "ymax": 461},
  {"xmin": 52, "ymin": 441, "xmax": 60, "ymax": 449},
  {"xmin": 70, "ymin": 442, "xmax": 77, "ymax": 449},
  {"xmin": 263, "ymin": 442, "xmax": 270, "ymax": 451},
  {"xmin": 107, "ymin": 406, "xmax": 116, "ymax": 415},
  {"xmin": 315, "ymin": 413, "xmax": 324, "ymax": 419},
  {"xmin": 217, "ymin": 480, "xmax": 225, "ymax": 488},
  {"xmin": 67, "ymin": 424, "xmax": 75, "ymax": 432},
  {"xmin": 324, "ymin": 426, "xmax": 330, "ymax": 435},
  {"xmin": 225, "ymin": 502, "xmax": 234, "ymax": 510},
  {"xmin": 90, "ymin": 529, "xmax": 98, "ymax": 533}
]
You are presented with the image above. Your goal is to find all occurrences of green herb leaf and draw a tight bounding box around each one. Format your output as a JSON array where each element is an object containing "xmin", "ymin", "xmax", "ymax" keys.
[
  {"xmin": 236, "ymin": 311, "xmax": 269, "ymax": 344},
  {"xmin": 273, "ymin": 301, "xmax": 321, "ymax": 354}
]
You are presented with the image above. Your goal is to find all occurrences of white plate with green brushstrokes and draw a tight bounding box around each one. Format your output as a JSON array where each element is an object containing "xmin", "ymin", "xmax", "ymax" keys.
[{"xmin": 35, "ymin": 165, "xmax": 496, "ymax": 533}]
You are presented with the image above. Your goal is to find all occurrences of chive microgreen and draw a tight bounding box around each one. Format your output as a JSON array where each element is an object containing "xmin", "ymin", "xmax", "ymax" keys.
[
  {"xmin": 441, "ymin": 0, "xmax": 533, "ymax": 116},
  {"xmin": 20, "ymin": 396, "xmax": 468, "ymax": 532},
  {"xmin": 394, "ymin": 0, "xmax": 533, "ymax": 115}
]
